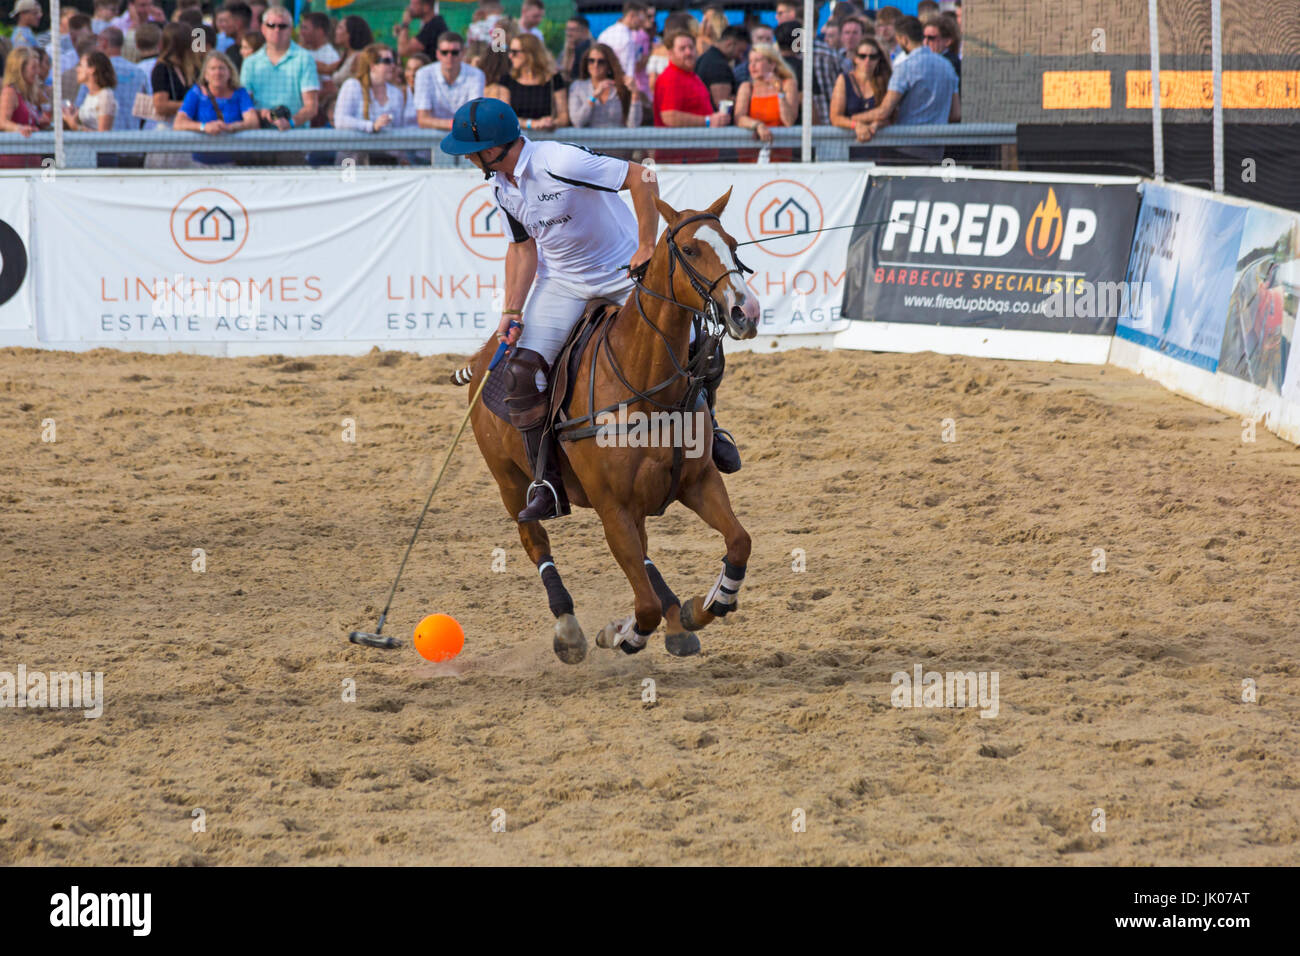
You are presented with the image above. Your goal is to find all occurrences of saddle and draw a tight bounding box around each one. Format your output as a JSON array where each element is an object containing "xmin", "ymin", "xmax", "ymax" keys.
[
  {"xmin": 480, "ymin": 296, "xmax": 715, "ymax": 517},
  {"xmin": 480, "ymin": 297, "xmax": 622, "ymax": 431}
]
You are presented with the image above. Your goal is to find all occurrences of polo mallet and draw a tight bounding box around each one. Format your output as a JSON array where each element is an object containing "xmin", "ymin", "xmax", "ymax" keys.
[{"xmin": 348, "ymin": 322, "xmax": 520, "ymax": 650}]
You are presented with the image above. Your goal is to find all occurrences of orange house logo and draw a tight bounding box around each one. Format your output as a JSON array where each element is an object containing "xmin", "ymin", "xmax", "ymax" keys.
[
  {"xmin": 184, "ymin": 206, "xmax": 236, "ymax": 242},
  {"xmin": 170, "ymin": 188, "xmax": 249, "ymax": 264},
  {"xmin": 743, "ymin": 180, "xmax": 824, "ymax": 257},
  {"xmin": 456, "ymin": 184, "xmax": 507, "ymax": 261}
]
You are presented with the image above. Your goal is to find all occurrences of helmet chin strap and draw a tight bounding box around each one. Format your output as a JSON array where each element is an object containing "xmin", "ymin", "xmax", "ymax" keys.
[{"xmin": 478, "ymin": 144, "xmax": 511, "ymax": 180}]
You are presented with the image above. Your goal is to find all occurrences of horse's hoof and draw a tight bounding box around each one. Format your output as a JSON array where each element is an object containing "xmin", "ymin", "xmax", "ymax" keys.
[
  {"xmin": 595, "ymin": 616, "xmax": 628, "ymax": 649},
  {"xmin": 680, "ymin": 599, "xmax": 710, "ymax": 632},
  {"xmin": 552, "ymin": 613, "xmax": 587, "ymax": 665},
  {"xmin": 597, "ymin": 616, "xmax": 649, "ymax": 654},
  {"xmin": 665, "ymin": 631, "xmax": 701, "ymax": 657}
]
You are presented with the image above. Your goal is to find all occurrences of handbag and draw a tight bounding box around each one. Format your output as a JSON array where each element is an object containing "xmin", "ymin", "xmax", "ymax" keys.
[{"xmin": 131, "ymin": 90, "xmax": 157, "ymax": 121}]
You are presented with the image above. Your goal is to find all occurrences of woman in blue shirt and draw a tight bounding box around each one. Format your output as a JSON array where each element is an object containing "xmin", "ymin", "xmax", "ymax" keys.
[{"xmin": 173, "ymin": 51, "xmax": 258, "ymax": 165}]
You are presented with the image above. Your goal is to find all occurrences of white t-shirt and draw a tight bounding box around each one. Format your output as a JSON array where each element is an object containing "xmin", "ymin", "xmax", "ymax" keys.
[
  {"xmin": 492, "ymin": 139, "xmax": 637, "ymax": 283},
  {"xmin": 308, "ymin": 43, "xmax": 341, "ymax": 66},
  {"xmin": 77, "ymin": 88, "xmax": 116, "ymax": 129},
  {"xmin": 596, "ymin": 21, "xmax": 640, "ymax": 81},
  {"xmin": 333, "ymin": 78, "xmax": 405, "ymax": 131}
]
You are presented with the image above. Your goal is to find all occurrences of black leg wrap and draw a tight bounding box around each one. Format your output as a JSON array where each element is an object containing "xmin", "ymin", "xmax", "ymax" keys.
[
  {"xmin": 643, "ymin": 558, "xmax": 681, "ymax": 612},
  {"xmin": 537, "ymin": 555, "xmax": 574, "ymax": 618}
]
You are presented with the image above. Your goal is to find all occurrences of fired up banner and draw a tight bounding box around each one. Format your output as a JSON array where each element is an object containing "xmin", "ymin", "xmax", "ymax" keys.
[
  {"xmin": 841, "ymin": 173, "xmax": 1140, "ymax": 334},
  {"xmin": 31, "ymin": 166, "xmax": 863, "ymax": 349}
]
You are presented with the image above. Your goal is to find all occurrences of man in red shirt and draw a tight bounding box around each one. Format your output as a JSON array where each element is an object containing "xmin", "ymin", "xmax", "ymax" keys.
[{"xmin": 654, "ymin": 29, "xmax": 730, "ymax": 163}]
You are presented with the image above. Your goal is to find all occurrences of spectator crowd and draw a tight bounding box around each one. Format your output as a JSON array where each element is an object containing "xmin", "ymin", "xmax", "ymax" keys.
[{"xmin": 0, "ymin": 0, "xmax": 963, "ymax": 166}]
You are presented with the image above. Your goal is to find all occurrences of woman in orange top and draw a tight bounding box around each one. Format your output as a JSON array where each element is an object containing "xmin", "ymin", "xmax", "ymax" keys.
[{"xmin": 734, "ymin": 43, "xmax": 798, "ymax": 162}]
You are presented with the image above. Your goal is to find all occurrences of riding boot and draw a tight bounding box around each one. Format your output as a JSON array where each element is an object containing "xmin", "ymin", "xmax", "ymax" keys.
[
  {"xmin": 517, "ymin": 423, "xmax": 571, "ymax": 522},
  {"xmin": 693, "ymin": 332, "xmax": 742, "ymax": 474},
  {"xmin": 505, "ymin": 347, "xmax": 571, "ymax": 523}
]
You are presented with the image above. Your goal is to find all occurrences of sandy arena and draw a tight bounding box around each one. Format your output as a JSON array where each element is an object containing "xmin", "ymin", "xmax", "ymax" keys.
[{"xmin": 1, "ymin": 344, "xmax": 1298, "ymax": 865}]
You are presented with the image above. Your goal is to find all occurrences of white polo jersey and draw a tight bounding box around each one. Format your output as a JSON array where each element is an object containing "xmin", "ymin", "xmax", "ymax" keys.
[{"xmin": 492, "ymin": 138, "xmax": 637, "ymax": 283}]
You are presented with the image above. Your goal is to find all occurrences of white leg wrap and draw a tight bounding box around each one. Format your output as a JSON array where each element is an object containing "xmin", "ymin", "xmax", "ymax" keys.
[
  {"xmin": 597, "ymin": 615, "xmax": 648, "ymax": 650},
  {"xmin": 705, "ymin": 566, "xmax": 744, "ymax": 616}
]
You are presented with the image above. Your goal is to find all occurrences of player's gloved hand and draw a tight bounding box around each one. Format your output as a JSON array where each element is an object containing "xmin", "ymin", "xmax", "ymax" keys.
[
  {"xmin": 628, "ymin": 243, "xmax": 654, "ymax": 282},
  {"xmin": 497, "ymin": 314, "xmax": 522, "ymax": 346}
]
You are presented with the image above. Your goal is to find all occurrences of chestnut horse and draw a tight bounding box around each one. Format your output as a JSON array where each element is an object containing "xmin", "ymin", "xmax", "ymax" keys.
[{"xmin": 459, "ymin": 189, "xmax": 760, "ymax": 663}]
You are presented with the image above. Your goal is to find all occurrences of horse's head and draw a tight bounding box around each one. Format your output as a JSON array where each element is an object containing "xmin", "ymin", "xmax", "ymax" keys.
[{"xmin": 652, "ymin": 188, "xmax": 760, "ymax": 340}]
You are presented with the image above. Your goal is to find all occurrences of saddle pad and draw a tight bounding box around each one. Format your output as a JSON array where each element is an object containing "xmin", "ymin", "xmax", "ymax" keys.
[
  {"xmin": 479, "ymin": 298, "xmax": 622, "ymax": 428},
  {"xmin": 480, "ymin": 357, "xmax": 513, "ymax": 425}
]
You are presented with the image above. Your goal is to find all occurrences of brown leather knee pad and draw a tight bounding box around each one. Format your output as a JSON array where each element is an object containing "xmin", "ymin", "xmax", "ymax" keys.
[{"xmin": 503, "ymin": 348, "xmax": 550, "ymax": 430}]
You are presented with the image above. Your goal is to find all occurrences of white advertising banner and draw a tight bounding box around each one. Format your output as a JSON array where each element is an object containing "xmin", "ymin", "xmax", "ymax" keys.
[
  {"xmin": 33, "ymin": 174, "xmax": 431, "ymax": 348},
  {"xmin": 30, "ymin": 165, "xmax": 860, "ymax": 352},
  {"xmin": 658, "ymin": 165, "xmax": 863, "ymax": 337},
  {"xmin": 0, "ymin": 178, "xmax": 34, "ymax": 335}
]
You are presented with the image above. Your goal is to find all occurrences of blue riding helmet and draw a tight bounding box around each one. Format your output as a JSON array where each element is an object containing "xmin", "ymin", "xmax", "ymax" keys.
[{"xmin": 439, "ymin": 98, "xmax": 522, "ymax": 156}]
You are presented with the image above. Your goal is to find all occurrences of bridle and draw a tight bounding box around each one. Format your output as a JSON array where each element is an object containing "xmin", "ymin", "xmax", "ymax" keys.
[
  {"xmin": 592, "ymin": 211, "xmax": 753, "ymax": 414},
  {"xmin": 633, "ymin": 212, "xmax": 755, "ymax": 338},
  {"xmin": 559, "ymin": 211, "xmax": 753, "ymax": 431},
  {"xmin": 553, "ymin": 211, "xmax": 755, "ymax": 513}
]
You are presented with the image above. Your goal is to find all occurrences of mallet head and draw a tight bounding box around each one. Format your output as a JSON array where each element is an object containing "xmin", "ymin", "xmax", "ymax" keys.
[{"xmin": 348, "ymin": 631, "xmax": 402, "ymax": 649}]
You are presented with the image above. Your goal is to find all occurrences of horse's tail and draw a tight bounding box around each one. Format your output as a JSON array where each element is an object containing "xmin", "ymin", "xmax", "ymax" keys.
[{"xmin": 449, "ymin": 364, "xmax": 473, "ymax": 386}]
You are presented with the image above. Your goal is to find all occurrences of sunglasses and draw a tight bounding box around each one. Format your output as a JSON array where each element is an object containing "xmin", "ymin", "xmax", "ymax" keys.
[
  {"xmin": 924, "ymin": 34, "xmax": 941, "ymax": 41},
  {"xmin": 508, "ymin": 48, "xmax": 525, "ymax": 55},
  {"xmin": 438, "ymin": 48, "xmax": 461, "ymax": 57},
  {"xmin": 264, "ymin": 23, "xmax": 290, "ymax": 30},
  {"xmin": 857, "ymin": 52, "xmax": 880, "ymax": 60},
  {"xmin": 377, "ymin": 56, "xmax": 395, "ymax": 64},
  {"xmin": 586, "ymin": 57, "xmax": 606, "ymax": 65}
]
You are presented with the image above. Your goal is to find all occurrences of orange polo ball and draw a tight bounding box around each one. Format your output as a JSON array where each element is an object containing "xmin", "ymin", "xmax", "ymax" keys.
[{"xmin": 413, "ymin": 614, "xmax": 464, "ymax": 662}]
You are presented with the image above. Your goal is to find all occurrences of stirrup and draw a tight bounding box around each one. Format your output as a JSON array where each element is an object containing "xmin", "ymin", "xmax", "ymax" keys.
[{"xmin": 518, "ymin": 478, "xmax": 568, "ymax": 522}]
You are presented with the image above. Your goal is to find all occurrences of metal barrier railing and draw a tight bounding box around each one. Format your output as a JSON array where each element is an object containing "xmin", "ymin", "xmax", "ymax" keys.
[{"xmin": 0, "ymin": 124, "xmax": 1016, "ymax": 169}]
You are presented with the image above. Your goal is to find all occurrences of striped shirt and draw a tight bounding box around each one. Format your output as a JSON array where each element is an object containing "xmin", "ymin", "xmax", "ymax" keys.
[
  {"xmin": 887, "ymin": 46, "xmax": 958, "ymax": 126},
  {"xmin": 413, "ymin": 62, "xmax": 485, "ymax": 119}
]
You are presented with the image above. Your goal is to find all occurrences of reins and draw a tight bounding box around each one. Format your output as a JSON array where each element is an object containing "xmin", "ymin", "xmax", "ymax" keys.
[
  {"xmin": 554, "ymin": 212, "xmax": 751, "ymax": 515},
  {"xmin": 558, "ymin": 211, "xmax": 749, "ymax": 434}
]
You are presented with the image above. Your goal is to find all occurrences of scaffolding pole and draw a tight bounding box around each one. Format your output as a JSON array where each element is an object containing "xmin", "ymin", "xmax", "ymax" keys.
[
  {"xmin": 1211, "ymin": 0, "xmax": 1225, "ymax": 192},
  {"xmin": 1146, "ymin": 0, "xmax": 1164, "ymax": 182},
  {"xmin": 802, "ymin": 0, "xmax": 814, "ymax": 162},
  {"xmin": 52, "ymin": 0, "xmax": 63, "ymax": 169}
]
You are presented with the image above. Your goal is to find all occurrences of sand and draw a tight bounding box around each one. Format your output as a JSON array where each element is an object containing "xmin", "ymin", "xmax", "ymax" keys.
[{"xmin": 1, "ymin": 344, "xmax": 1298, "ymax": 865}]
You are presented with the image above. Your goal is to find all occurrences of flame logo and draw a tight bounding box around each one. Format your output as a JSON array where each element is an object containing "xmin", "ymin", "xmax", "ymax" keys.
[{"xmin": 1024, "ymin": 188, "xmax": 1064, "ymax": 258}]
